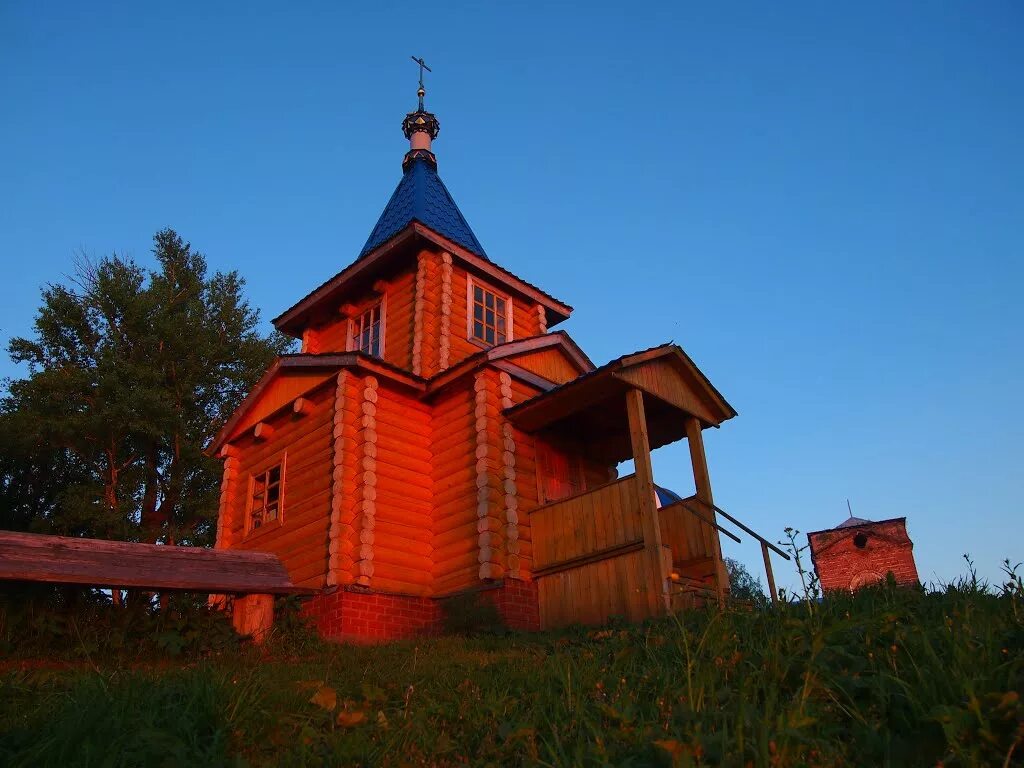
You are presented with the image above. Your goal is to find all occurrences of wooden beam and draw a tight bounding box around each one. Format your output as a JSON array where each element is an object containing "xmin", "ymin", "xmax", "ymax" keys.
[
  {"xmin": 685, "ymin": 415, "xmax": 727, "ymax": 605},
  {"xmin": 253, "ymin": 422, "xmax": 274, "ymax": 441},
  {"xmin": 232, "ymin": 593, "xmax": 275, "ymax": 643},
  {"xmin": 625, "ymin": 388, "xmax": 669, "ymax": 616},
  {"xmin": 761, "ymin": 541, "xmax": 779, "ymax": 605},
  {"xmin": 0, "ymin": 531, "xmax": 313, "ymax": 595},
  {"xmin": 532, "ymin": 540, "xmax": 644, "ymax": 579}
]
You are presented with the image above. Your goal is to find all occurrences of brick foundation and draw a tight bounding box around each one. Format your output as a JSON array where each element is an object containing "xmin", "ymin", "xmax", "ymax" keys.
[
  {"xmin": 488, "ymin": 578, "xmax": 540, "ymax": 632},
  {"xmin": 808, "ymin": 517, "xmax": 920, "ymax": 592},
  {"xmin": 301, "ymin": 579, "xmax": 539, "ymax": 642}
]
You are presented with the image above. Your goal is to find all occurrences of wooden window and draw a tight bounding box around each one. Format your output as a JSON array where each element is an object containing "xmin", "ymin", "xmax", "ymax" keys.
[
  {"xmin": 351, "ymin": 300, "xmax": 384, "ymax": 357},
  {"xmin": 536, "ymin": 440, "xmax": 585, "ymax": 504},
  {"xmin": 249, "ymin": 462, "xmax": 284, "ymax": 533},
  {"xmin": 467, "ymin": 277, "xmax": 512, "ymax": 346}
]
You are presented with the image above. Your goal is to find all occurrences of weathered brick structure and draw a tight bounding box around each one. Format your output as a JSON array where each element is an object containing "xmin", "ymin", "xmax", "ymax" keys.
[
  {"xmin": 301, "ymin": 580, "xmax": 539, "ymax": 642},
  {"xmin": 807, "ymin": 517, "xmax": 919, "ymax": 592}
]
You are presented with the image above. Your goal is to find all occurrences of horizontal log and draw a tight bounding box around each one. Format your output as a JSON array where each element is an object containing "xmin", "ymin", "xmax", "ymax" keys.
[
  {"xmin": 433, "ymin": 520, "xmax": 483, "ymax": 549},
  {"xmin": 372, "ymin": 450, "xmax": 434, "ymax": 478},
  {"xmin": 371, "ymin": 558, "xmax": 432, "ymax": 585},
  {"xmin": 373, "ymin": 492, "xmax": 432, "ymax": 517},
  {"xmin": 432, "ymin": 565, "xmax": 481, "ymax": 594},
  {"xmin": 432, "ymin": 554, "xmax": 478, "ymax": 580},
  {"xmin": 369, "ymin": 576, "xmax": 431, "ymax": 597},
  {"xmin": 433, "ymin": 537, "xmax": 480, "ymax": 563}
]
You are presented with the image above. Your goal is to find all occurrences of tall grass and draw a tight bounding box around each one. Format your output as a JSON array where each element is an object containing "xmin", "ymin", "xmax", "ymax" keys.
[{"xmin": 1, "ymin": 572, "xmax": 1022, "ymax": 766}]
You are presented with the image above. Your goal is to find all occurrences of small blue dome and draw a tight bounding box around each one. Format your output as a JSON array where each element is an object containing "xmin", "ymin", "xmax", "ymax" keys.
[{"xmin": 654, "ymin": 485, "xmax": 683, "ymax": 507}]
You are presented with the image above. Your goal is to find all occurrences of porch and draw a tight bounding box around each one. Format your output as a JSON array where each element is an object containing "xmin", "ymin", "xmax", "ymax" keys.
[{"xmin": 506, "ymin": 344, "xmax": 787, "ymax": 629}]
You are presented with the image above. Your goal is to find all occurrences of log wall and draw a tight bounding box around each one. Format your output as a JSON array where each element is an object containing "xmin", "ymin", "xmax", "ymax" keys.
[
  {"xmin": 448, "ymin": 266, "xmax": 545, "ymax": 370},
  {"xmin": 430, "ymin": 383, "xmax": 479, "ymax": 594},
  {"xmin": 365, "ymin": 380, "xmax": 434, "ymax": 595},
  {"xmin": 231, "ymin": 371, "xmax": 334, "ymax": 440},
  {"xmin": 308, "ymin": 264, "xmax": 418, "ymax": 372},
  {"xmin": 226, "ymin": 379, "xmax": 335, "ymax": 589}
]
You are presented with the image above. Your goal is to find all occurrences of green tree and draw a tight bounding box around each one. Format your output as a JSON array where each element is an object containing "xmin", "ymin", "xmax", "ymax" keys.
[
  {"xmin": 725, "ymin": 557, "xmax": 766, "ymax": 602},
  {"xmin": 1, "ymin": 229, "xmax": 293, "ymax": 545}
]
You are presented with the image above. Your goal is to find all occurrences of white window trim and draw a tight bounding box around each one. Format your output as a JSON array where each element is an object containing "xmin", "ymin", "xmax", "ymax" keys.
[
  {"xmin": 245, "ymin": 452, "xmax": 287, "ymax": 538},
  {"xmin": 346, "ymin": 293, "xmax": 387, "ymax": 358},
  {"xmin": 466, "ymin": 275, "xmax": 513, "ymax": 346}
]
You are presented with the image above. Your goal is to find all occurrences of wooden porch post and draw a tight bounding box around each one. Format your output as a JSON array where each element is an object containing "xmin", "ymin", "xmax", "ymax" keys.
[
  {"xmin": 761, "ymin": 542, "xmax": 778, "ymax": 605},
  {"xmin": 232, "ymin": 593, "xmax": 275, "ymax": 643},
  {"xmin": 684, "ymin": 415, "xmax": 728, "ymax": 606},
  {"xmin": 625, "ymin": 388, "xmax": 670, "ymax": 615}
]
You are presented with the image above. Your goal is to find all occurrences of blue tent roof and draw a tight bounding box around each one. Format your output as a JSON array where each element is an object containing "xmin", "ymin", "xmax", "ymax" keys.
[
  {"xmin": 655, "ymin": 485, "xmax": 684, "ymax": 507},
  {"xmin": 358, "ymin": 156, "xmax": 487, "ymax": 259}
]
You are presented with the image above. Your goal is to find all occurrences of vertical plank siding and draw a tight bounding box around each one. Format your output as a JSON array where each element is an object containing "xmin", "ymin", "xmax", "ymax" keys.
[
  {"xmin": 507, "ymin": 348, "xmax": 581, "ymax": 384},
  {"xmin": 537, "ymin": 548, "xmax": 658, "ymax": 627},
  {"xmin": 530, "ymin": 476, "xmax": 643, "ymax": 569},
  {"xmin": 658, "ymin": 498, "xmax": 717, "ymax": 565},
  {"xmin": 529, "ymin": 475, "xmax": 670, "ymax": 629}
]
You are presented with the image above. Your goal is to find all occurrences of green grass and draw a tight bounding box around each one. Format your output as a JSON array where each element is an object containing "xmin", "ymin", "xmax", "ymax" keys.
[{"xmin": 1, "ymin": 579, "xmax": 1022, "ymax": 767}]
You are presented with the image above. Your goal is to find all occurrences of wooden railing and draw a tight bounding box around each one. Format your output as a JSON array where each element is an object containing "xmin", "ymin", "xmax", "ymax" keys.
[
  {"xmin": 529, "ymin": 475, "xmax": 671, "ymax": 627},
  {"xmin": 530, "ymin": 475, "xmax": 643, "ymax": 575},
  {"xmin": 661, "ymin": 495, "xmax": 791, "ymax": 604}
]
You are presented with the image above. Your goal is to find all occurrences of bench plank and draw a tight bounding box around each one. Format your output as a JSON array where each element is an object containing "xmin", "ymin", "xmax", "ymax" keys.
[{"xmin": 0, "ymin": 531, "xmax": 314, "ymax": 595}]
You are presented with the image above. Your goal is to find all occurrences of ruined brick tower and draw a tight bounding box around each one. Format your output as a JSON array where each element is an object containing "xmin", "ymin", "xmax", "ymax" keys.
[{"xmin": 807, "ymin": 516, "xmax": 920, "ymax": 592}]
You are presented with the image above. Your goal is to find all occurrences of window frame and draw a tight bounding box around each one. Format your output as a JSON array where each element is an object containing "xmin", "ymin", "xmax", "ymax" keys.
[
  {"xmin": 246, "ymin": 455, "xmax": 286, "ymax": 537},
  {"xmin": 347, "ymin": 294, "xmax": 387, "ymax": 358},
  {"xmin": 466, "ymin": 276, "xmax": 513, "ymax": 347}
]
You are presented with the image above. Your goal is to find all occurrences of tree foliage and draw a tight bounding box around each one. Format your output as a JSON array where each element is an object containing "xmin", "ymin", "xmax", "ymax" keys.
[
  {"xmin": 1, "ymin": 229, "xmax": 293, "ymax": 545},
  {"xmin": 725, "ymin": 557, "xmax": 765, "ymax": 602}
]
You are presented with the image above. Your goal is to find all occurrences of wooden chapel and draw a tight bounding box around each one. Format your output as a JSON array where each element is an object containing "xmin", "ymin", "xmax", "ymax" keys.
[{"xmin": 210, "ymin": 78, "xmax": 762, "ymax": 640}]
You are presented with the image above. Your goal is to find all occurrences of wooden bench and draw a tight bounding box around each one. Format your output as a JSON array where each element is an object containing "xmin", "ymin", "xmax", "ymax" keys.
[{"xmin": 0, "ymin": 531, "xmax": 314, "ymax": 642}]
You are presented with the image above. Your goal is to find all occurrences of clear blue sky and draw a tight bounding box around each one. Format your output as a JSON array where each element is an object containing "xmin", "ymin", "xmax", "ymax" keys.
[{"xmin": 2, "ymin": 2, "xmax": 1021, "ymax": 591}]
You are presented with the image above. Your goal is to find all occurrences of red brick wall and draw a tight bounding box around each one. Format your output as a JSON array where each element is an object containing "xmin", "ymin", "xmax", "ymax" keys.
[
  {"xmin": 301, "ymin": 579, "xmax": 540, "ymax": 642},
  {"xmin": 808, "ymin": 518, "xmax": 920, "ymax": 592},
  {"xmin": 302, "ymin": 588, "xmax": 440, "ymax": 643},
  {"xmin": 489, "ymin": 579, "xmax": 540, "ymax": 632}
]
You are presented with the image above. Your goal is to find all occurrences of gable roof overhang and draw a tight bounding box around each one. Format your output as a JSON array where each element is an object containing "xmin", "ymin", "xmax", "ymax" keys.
[
  {"xmin": 273, "ymin": 222, "xmax": 573, "ymax": 338},
  {"xmin": 425, "ymin": 331, "xmax": 594, "ymax": 397},
  {"xmin": 207, "ymin": 352, "xmax": 426, "ymax": 455},
  {"xmin": 504, "ymin": 344, "xmax": 737, "ymax": 465}
]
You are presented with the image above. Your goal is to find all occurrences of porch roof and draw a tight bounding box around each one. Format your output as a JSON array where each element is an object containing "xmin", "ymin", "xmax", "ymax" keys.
[{"xmin": 504, "ymin": 344, "xmax": 737, "ymax": 464}]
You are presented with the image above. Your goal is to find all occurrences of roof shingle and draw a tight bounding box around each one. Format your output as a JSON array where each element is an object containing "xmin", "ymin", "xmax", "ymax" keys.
[{"xmin": 358, "ymin": 156, "xmax": 487, "ymax": 259}]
